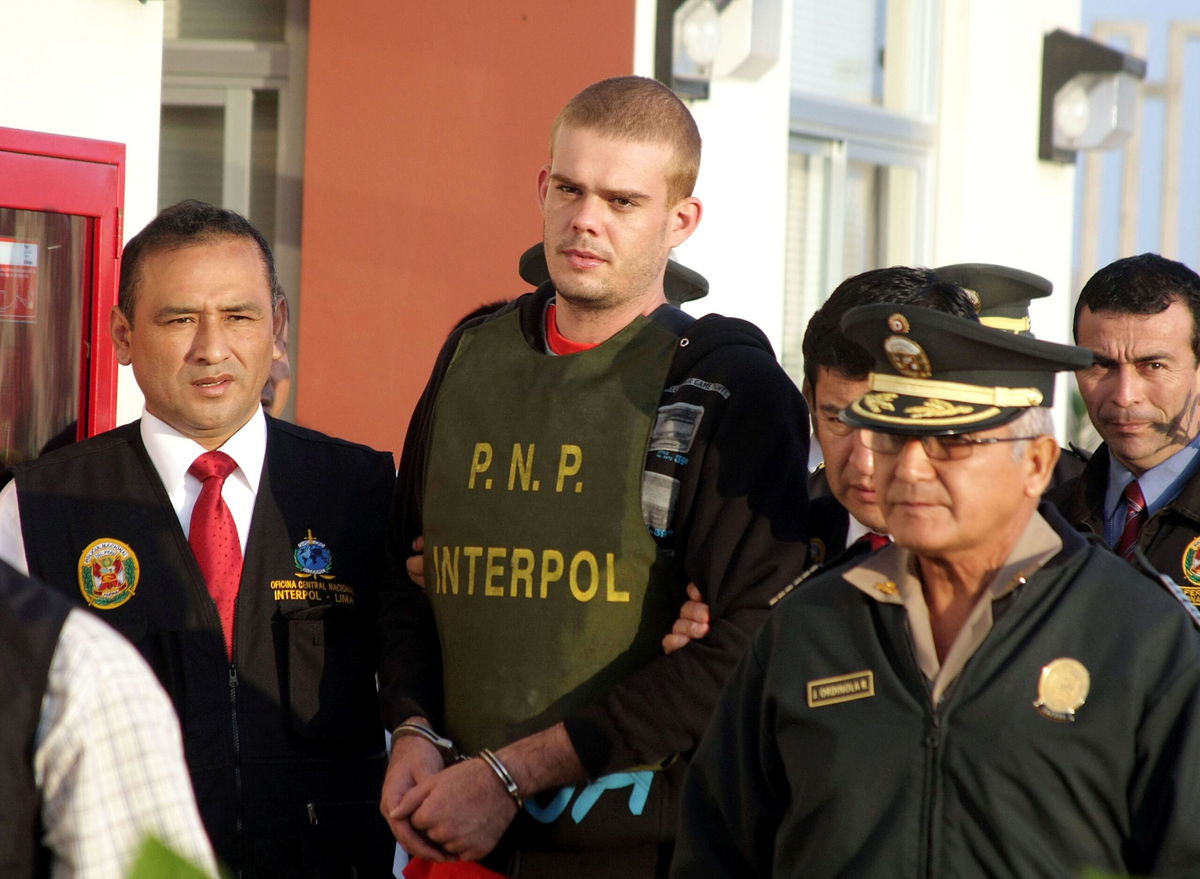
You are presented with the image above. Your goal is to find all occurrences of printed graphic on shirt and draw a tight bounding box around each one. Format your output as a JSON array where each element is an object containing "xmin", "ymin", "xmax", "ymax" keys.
[
  {"xmin": 648, "ymin": 402, "xmax": 704, "ymax": 454},
  {"xmin": 269, "ymin": 530, "xmax": 356, "ymax": 604},
  {"xmin": 641, "ymin": 471, "xmax": 680, "ymax": 535},
  {"xmin": 1033, "ymin": 657, "xmax": 1089, "ymax": 722},
  {"xmin": 525, "ymin": 771, "xmax": 654, "ymax": 825},
  {"xmin": 807, "ymin": 670, "xmax": 875, "ymax": 707},
  {"xmin": 77, "ymin": 538, "xmax": 140, "ymax": 609}
]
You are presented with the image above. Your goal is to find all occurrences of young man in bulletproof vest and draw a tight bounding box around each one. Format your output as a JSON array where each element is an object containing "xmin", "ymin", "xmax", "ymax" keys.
[{"xmin": 379, "ymin": 76, "xmax": 811, "ymax": 878}]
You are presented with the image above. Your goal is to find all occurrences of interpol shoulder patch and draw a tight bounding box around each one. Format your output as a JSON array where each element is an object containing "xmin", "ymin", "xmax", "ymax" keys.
[
  {"xmin": 807, "ymin": 670, "xmax": 875, "ymax": 708},
  {"xmin": 77, "ymin": 538, "xmax": 139, "ymax": 609}
]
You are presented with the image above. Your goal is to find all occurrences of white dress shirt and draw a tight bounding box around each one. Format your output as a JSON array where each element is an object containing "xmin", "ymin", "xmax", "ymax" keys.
[{"xmin": 0, "ymin": 408, "xmax": 267, "ymax": 574}]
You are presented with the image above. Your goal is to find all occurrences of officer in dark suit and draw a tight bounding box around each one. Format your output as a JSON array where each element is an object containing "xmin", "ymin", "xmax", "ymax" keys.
[
  {"xmin": 0, "ymin": 201, "xmax": 403, "ymax": 878},
  {"xmin": 1049, "ymin": 253, "xmax": 1200, "ymax": 607}
]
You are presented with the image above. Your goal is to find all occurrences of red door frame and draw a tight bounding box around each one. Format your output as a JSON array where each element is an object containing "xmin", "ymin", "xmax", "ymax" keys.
[{"xmin": 0, "ymin": 127, "xmax": 125, "ymax": 438}]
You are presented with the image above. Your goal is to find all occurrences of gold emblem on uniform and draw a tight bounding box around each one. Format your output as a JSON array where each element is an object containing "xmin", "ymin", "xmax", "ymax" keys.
[
  {"xmin": 807, "ymin": 670, "xmax": 875, "ymax": 708},
  {"xmin": 875, "ymin": 579, "xmax": 898, "ymax": 595},
  {"xmin": 883, "ymin": 336, "xmax": 932, "ymax": 379},
  {"xmin": 906, "ymin": 398, "xmax": 974, "ymax": 420},
  {"xmin": 861, "ymin": 392, "xmax": 898, "ymax": 414},
  {"xmin": 1181, "ymin": 536, "xmax": 1200, "ymax": 593},
  {"xmin": 1033, "ymin": 657, "xmax": 1090, "ymax": 722},
  {"xmin": 77, "ymin": 538, "xmax": 140, "ymax": 610},
  {"xmin": 887, "ymin": 313, "xmax": 911, "ymax": 334}
]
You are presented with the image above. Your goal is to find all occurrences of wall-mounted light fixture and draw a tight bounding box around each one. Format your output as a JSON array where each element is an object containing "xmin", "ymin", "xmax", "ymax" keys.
[
  {"xmin": 1039, "ymin": 29, "xmax": 1146, "ymax": 163},
  {"xmin": 655, "ymin": 0, "xmax": 781, "ymax": 100},
  {"xmin": 656, "ymin": 0, "xmax": 732, "ymax": 99}
]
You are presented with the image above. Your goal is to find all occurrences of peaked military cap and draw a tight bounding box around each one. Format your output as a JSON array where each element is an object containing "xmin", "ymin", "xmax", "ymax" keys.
[
  {"xmin": 934, "ymin": 262, "xmax": 1052, "ymax": 335},
  {"xmin": 839, "ymin": 303, "xmax": 1094, "ymax": 435},
  {"xmin": 518, "ymin": 242, "xmax": 709, "ymax": 304}
]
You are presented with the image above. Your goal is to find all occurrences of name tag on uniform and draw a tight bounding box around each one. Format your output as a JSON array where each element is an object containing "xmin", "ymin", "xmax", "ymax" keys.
[{"xmin": 807, "ymin": 670, "xmax": 875, "ymax": 708}]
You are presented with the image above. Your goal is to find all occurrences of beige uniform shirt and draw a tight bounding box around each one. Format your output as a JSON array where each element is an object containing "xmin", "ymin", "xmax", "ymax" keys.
[{"xmin": 842, "ymin": 512, "xmax": 1062, "ymax": 705}]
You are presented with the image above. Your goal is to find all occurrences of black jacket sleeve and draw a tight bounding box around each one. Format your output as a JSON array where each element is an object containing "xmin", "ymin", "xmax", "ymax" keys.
[
  {"xmin": 563, "ymin": 315, "xmax": 811, "ymax": 775},
  {"xmin": 670, "ymin": 634, "xmax": 784, "ymax": 878}
]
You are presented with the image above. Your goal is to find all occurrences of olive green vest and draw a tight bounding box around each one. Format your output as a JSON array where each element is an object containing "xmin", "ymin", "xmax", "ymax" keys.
[{"xmin": 424, "ymin": 308, "xmax": 680, "ymax": 754}]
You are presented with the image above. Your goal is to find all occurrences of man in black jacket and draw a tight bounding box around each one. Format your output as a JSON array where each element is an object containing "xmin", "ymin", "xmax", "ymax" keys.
[
  {"xmin": 0, "ymin": 201, "xmax": 400, "ymax": 878},
  {"xmin": 800, "ymin": 268, "xmax": 976, "ymax": 567},
  {"xmin": 1049, "ymin": 253, "xmax": 1200, "ymax": 604},
  {"xmin": 675, "ymin": 304, "xmax": 1200, "ymax": 878},
  {"xmin": 381, "ymin": 76, "xmax": 811, "ymax": 878}
]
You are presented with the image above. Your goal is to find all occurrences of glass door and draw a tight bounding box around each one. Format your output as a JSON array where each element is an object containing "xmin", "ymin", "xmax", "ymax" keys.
[{"xmin": 0, "ymin": 128, "xmax": 124, "ymax": 468}]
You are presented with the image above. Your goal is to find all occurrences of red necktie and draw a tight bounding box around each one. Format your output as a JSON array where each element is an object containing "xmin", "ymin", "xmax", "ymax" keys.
[
  {"xmin": 188, "ymin": 451, "xmax": 243, "ymax": 659},
  {"xmin": 853, "ymin": 532, "xmax": 889, "ymax": 553},
  {"xmin": 1114, "ymin": 479, "xmax": 1147, "ymax": 560},
  {"xmin": 864, "ymin": 532, "xmax": 890, "ymax": 551}
]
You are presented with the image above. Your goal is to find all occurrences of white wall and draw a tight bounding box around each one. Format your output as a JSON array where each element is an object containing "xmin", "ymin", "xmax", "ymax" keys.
[
  {"xmin": 932, "ymin": 0, "xmax": 1081, "ymax": 347},
  {"xmin": 1, "ymin": 0, "xmax": 164, "ymax": 424},
  {"xmin": 634, "ymin": 0, "xmax": 794, "ymax": 355},
  {"xmin": 635, "ymin": 0, "xmax": 1086, "ymax": 430},
  {"xmin": 932, "ymin": 0, "xmax": 1082, "ymax": 432}
]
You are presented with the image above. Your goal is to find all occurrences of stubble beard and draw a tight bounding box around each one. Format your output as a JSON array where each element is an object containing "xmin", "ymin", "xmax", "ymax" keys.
[{"xmin": 546, "ymin": 236, "xmax": 670, "ymax": 314}]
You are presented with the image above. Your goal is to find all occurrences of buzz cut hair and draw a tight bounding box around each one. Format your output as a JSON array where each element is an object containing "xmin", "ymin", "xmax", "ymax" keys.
[
  {"xmin": 550, "ymin": 76, "xmax": 702, "ymax": 205},
  {"xmin": 119, "ymin": 199, "xmax": 282, "ymax": 322}
]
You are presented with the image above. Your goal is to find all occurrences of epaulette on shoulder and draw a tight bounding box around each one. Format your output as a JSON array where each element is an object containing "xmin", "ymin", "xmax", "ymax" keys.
[
  {"xmin": 768, "ymin": 563, "xmax": 822, "ymax": 607},
  {"xmin": 1129, "ymin": 546, "xmax": 1200, "ymax": 630},
  {"xmin": 771, "ymin": 538, "xmax": 876, "ymax": 607}
]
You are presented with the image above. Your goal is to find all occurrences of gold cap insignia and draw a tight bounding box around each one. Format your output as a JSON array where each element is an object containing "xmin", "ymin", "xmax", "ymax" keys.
[
  {"xmin": 905, "ymin": 398, "xmax": 975, "ymax": 420},
  {"xmin": 1033, "ymin": 657, "xmax": 1090, "ymax": 722},
  {"xmin": 884, "ymin": 335, "xmax": 932, "ymax": 379},
  {"xmin": 963, "ymin": 287, "xmax": 982, "ymax": 311},
  {"xmin": 887, "ymin": 313, "xmax": 910, "ymax": 334}
]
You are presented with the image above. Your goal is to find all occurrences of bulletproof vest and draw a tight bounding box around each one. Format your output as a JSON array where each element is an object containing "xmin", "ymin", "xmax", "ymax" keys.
[
  {"xmin": 424, "ymin": 308, "xmax": 681, "ymax": 754},
  {"xmin": 0, "ymin": 561, "xmax": 69, "ymax": 879}
]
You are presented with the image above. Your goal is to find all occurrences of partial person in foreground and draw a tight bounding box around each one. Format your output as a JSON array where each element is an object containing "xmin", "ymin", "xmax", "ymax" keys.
[
  {"xmin": 381, "ymin": 76, "xmax": 811, "ymax": 878},
  {"xmin": 673, "ymin": 302, "xmax": 1200, "ymax": 878},
  {"xmin": 0, "ymin": 558, "xmax": 216, "ymax": 879}
]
